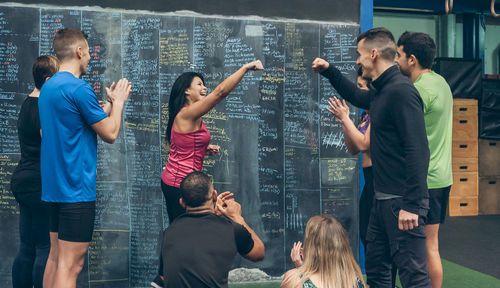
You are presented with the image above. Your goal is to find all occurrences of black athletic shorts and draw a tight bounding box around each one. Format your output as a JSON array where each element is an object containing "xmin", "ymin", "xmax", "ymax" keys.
[
  {"xmin": 426, "ymin": 186, "xmax": 451, "ymax": 225},
  {"xmin": 49, "ymin": 201, "xmax": 96, "ymax": 242}
]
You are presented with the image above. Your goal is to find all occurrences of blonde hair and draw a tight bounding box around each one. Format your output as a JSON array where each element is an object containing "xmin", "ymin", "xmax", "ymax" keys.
[{"xmin": 283, "ymin": 215, "xmax": 364, "ymax": 288}]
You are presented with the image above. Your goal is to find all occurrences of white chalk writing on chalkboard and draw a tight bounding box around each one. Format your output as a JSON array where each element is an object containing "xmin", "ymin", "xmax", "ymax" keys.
[{"xmin": 0, "ymin": 3, "xmax": 360, "ymax": 285}]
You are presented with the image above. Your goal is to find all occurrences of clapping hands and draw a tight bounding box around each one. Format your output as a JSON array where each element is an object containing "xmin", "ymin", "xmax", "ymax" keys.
[
  {"xmin": 215, "ymin": 191, "xmax": 244, "ymax": 223},
  {"xmin": 214, "ymin": 191, "xmax": 234, "ymax": 216},
  {"xmin": 105, "ymin": 78, "xmax": 132, "ymax": 105}
]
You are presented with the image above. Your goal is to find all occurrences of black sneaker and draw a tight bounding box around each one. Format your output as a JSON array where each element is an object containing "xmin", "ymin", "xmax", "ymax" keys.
[{"xmin": 150, "ymin": 275, "xmax": 164, "ymax": 288}]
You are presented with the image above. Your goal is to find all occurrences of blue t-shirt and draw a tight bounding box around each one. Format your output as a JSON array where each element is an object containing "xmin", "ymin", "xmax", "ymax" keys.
[{"xmin": 39, "ymin": 72, "xmax": 108, "ymax": 202}]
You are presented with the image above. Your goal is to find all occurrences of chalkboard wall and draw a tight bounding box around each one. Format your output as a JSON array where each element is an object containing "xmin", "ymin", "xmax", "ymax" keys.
[
  {"xmin": 1, "ymin": 0, "xmax": 360, "ymax": 22},
  {"xmin": 0, "ymin": 3, "xmax": 360, "ymax": 287}
]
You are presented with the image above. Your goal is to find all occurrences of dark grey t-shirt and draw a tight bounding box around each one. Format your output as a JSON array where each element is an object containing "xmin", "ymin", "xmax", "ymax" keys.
[{"xmin": 162, "ymin": 212, "xmax": 254, "ymax": 288}]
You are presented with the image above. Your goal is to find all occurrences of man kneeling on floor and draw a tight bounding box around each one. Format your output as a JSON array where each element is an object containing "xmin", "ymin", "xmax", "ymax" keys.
[{"xmin": 162, "ymin": 171, "xmax": 265, "ymax": 287}]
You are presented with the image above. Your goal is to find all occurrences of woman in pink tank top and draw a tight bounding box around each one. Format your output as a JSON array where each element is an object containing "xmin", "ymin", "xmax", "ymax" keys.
[
  {"xmin": 152, "ymin": 60, "xmax": 264, "ymax": 287},
  {"xmin": 161, "ymin": 59, "xmax": 264, "ymax": 222}
]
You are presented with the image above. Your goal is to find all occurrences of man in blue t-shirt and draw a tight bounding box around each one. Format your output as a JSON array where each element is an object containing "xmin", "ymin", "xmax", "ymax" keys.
[{"xmin": 39, "ymin": 28, "xmax": 132, "ymax": 288}]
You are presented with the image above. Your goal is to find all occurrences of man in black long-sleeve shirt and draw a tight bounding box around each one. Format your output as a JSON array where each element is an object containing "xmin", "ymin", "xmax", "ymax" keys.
[{"xmin": 313, "ymin": 27, "xmax": 431, "ymax": 288}]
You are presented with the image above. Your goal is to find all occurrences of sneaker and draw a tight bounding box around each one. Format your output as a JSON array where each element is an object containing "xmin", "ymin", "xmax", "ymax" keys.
[{"xmin": 150, "ymin": 275, "xmax": 164, "ymax": 288}]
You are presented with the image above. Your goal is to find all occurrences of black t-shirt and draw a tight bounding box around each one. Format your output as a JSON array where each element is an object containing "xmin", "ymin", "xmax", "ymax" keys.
[
  {"xmin": 11, "ymin": 96, "xmax": 42, "ymax": 194},
  {"xmin": 162, "ymin": 212, "xmax": 254, "ymax": 288}
]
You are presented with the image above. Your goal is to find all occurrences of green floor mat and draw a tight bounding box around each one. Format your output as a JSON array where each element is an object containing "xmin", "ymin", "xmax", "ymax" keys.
[
  {"xmin": 441, "ymin": 259, "xmax": 500, "ymax": 288},
  {"xmin": 228, "ymin": 259, "xmax": 499, "ymax": 288}
]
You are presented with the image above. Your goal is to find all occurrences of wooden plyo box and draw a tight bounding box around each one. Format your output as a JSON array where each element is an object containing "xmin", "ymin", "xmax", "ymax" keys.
[
  {"xmin": 453, "ymin": 99, "xmax": 478, "ymax": 119},
  {"xmin": 452, "ymin": 140, "xmax": 478, "ymax": 158},
  {"xmin": 453, "ymin": 102, "xmax": 478, "ymax": 140},
  {"xmin": 452, "ymin": 157, "xmax": 478, "ymax": 173},
  {"xmin": 449, "ymin": 99, "xmax": 479, "ymax": 217},
  {"xmin": 450, "ymin": 172, "xmax": 478, "ymax": 197},
  {"xmin": 479, "ymin": 140, "xmax": 500, "ymax": 176},
  {"xmin": 449, "ymin": 197, "xmax": 478, "ymax": 216},
  {"xmin": 479, "ymin": 177, "xmax": 500, "ymax": 215}
]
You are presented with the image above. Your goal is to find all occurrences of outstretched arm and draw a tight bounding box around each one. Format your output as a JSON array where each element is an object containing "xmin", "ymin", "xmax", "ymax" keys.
[
  {"xmin": 313, "ymin": 58, "xmax": 372, "ymax": 110},
  {"xmin": 180, "ymin": 60, "xmax": 264, "ymax": 121}
]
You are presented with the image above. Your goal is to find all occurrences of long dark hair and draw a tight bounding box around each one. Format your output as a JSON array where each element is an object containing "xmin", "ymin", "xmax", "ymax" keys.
[{"xmin": 166, "ymin": 72, "xmax": 205, "ymax": 145}]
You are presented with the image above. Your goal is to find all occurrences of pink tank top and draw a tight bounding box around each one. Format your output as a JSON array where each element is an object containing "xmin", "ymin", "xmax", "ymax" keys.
[{"xmin": 162, "ymin": 119, "xmax": 210, "ymax": 188}]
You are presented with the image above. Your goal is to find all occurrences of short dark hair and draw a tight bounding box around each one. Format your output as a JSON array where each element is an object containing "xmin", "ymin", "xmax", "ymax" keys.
[
  {"xmin": 357, "ymin": 27, "xmax": 396, "ymax": 62},
  {"xmin": 180, "ymin": 171, "xmax": 212, "ymax": 208},
  {"xmin": 53, "ymin": 28, "xmax": 88, "ymax": 61},
  {"xmin": 397, "ymin": 31, "xmax": 436, "ymax": 69},
  {"xmin": 33, "ymin": 55, "xmax": 59, "ymax": 89}
]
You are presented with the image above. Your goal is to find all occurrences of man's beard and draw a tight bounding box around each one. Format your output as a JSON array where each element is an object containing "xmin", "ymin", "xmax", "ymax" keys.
[{"xmin": 399, "ymin": 66, "xmax": 410, "ymax": 77}]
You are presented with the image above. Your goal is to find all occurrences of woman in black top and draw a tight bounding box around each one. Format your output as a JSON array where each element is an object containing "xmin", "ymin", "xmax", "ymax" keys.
[{"xmin": 10, "ymin": 55, "xmax": 58, "ymax": 288}]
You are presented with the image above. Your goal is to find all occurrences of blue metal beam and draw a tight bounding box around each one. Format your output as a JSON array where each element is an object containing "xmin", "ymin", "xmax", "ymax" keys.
[
  {"xmin": 359, "ymin": 0, "xmax": 373, "ymax": 274},
  {"xmin": 361, "ymin": 0, "xmax": 374, "ymax": 32}
]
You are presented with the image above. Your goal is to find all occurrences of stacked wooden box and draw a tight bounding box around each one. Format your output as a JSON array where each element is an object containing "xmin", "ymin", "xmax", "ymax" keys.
[
  {"xmin": 479, "ymin": 140, "xmax": 500, "ymax": 214},
  {"xmin": 449, "ymin": 99, "xmax": 478, "ymax": 216},
  {"xmin": 478, "ymin": 79, "xmax": 500, "ymax": 215}
]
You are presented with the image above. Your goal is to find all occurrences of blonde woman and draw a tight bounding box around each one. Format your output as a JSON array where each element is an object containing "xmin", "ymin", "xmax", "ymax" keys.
[{"xmin": 282, "ymin": 215, "xmax": 365, "ymax": 288}]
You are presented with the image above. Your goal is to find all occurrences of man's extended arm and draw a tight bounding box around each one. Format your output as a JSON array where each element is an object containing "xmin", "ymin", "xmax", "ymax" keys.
[{"xmin": 312, "ymin": 58, "xmax": 372, "ymax": 110}]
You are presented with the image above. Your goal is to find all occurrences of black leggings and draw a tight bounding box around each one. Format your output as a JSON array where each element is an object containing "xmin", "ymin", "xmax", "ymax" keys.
[
  {"xmin": 161, "ymin": 181, "xmax": 185, "ymax": 223},
  {"xmin": 158, "ymin": 181, "xmax": 186, "ymax": 275},
  {"xmin": 12, "ymin": 191, "xmax": 50, "ymax": 288}
]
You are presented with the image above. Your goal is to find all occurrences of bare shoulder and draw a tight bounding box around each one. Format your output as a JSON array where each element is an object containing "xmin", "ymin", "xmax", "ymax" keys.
[{"xmin": 281, "ymin": 269, "xmax": 300, "ymax": 288}]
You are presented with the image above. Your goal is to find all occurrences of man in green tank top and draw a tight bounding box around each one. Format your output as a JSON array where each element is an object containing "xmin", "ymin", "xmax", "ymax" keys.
[{"xmin": 396, "ymin": 31, "xmax": 453, "ymax": 288}]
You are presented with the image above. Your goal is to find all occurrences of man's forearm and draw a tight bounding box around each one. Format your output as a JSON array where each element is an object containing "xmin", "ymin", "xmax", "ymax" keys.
[
  {"xmin": 320, "ymin": 65, "xmax": 371, "ymax": 110},
  {"xmin": 108, "ymin": 101, "xmax": 125, "ymax": 138}
]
